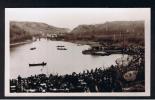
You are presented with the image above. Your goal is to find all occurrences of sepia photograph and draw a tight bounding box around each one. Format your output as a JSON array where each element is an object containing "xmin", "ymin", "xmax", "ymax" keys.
[{"xmin": 5, "ymin": 8, "xmax": 150, "ymax": 96}]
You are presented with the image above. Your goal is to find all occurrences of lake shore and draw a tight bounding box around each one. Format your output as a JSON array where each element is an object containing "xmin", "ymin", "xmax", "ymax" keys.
[{"xmin": 10, "ymin": 40, "xmax": 34, "ymax": 47}]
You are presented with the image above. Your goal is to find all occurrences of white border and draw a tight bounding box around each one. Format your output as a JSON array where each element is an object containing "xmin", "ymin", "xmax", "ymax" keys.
[{"xmin": 5, "ymin": 8, "xmax": 151, "ymax": 97}]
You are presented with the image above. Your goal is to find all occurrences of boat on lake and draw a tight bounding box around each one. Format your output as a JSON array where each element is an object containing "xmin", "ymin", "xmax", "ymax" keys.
[
  {"xmin": 56, "ymin": 45, "xmax": 65, "ymax": 47},
  {"xmin": 56, "ymin": 45, "xmax": 67, "ymax": 50},
  {"xmin": 57, "ymin": 47, "xmax": 67, "ymax": 50},
  {"xmin": 29, "ymin": 62, "xmax": 47, "ymax": 67},
  {"xmin": 30, "ymin": 47, "xmax": 36, "ymax": 50}
]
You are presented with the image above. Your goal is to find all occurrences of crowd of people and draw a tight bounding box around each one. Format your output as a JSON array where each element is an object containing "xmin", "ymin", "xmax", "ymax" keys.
[{"xmin": 10, "ymin": 45, "xmax": 145, "ymax": 93}]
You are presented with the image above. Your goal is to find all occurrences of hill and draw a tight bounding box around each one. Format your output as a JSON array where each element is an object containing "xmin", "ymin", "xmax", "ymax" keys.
[
  {"xmin": 71, "ymin": 21, "xmax": 144, "ymax": 37},
  {"xmin": 10, "ymin": 21, "xmax": 70, "ymax": 43}
]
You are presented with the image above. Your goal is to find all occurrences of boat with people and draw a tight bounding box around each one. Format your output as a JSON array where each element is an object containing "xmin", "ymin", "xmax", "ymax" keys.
[{"xmin": 29, "ymin": 62, "xmax": 47, "ymax": 67}]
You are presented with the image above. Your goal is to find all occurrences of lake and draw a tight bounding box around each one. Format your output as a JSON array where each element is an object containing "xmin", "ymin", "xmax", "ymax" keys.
[{"xmin": 10, "ymin": 38, "xmax": 124, "ymax": 79}]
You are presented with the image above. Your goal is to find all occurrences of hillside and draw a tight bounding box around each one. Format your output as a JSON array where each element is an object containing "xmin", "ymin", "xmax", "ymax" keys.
[
  {"xmin": 10, "ymin": 21, "xmax": 70, "ymax": 43},
  {"xmin": 71, "ymin": 21, "xmax": 144, "ymax": 36}
]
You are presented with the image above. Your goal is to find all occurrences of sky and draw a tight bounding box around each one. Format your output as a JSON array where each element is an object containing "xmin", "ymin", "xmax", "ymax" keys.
[{"xmin": 5, "ymin": 8, "xmax": 150, "ymax": 29}]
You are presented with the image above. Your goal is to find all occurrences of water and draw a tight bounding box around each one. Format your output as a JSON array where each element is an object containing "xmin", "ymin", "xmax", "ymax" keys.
[{"xmin": 10, "ymin": 39, "xmax": 124, "ymax": 79}]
